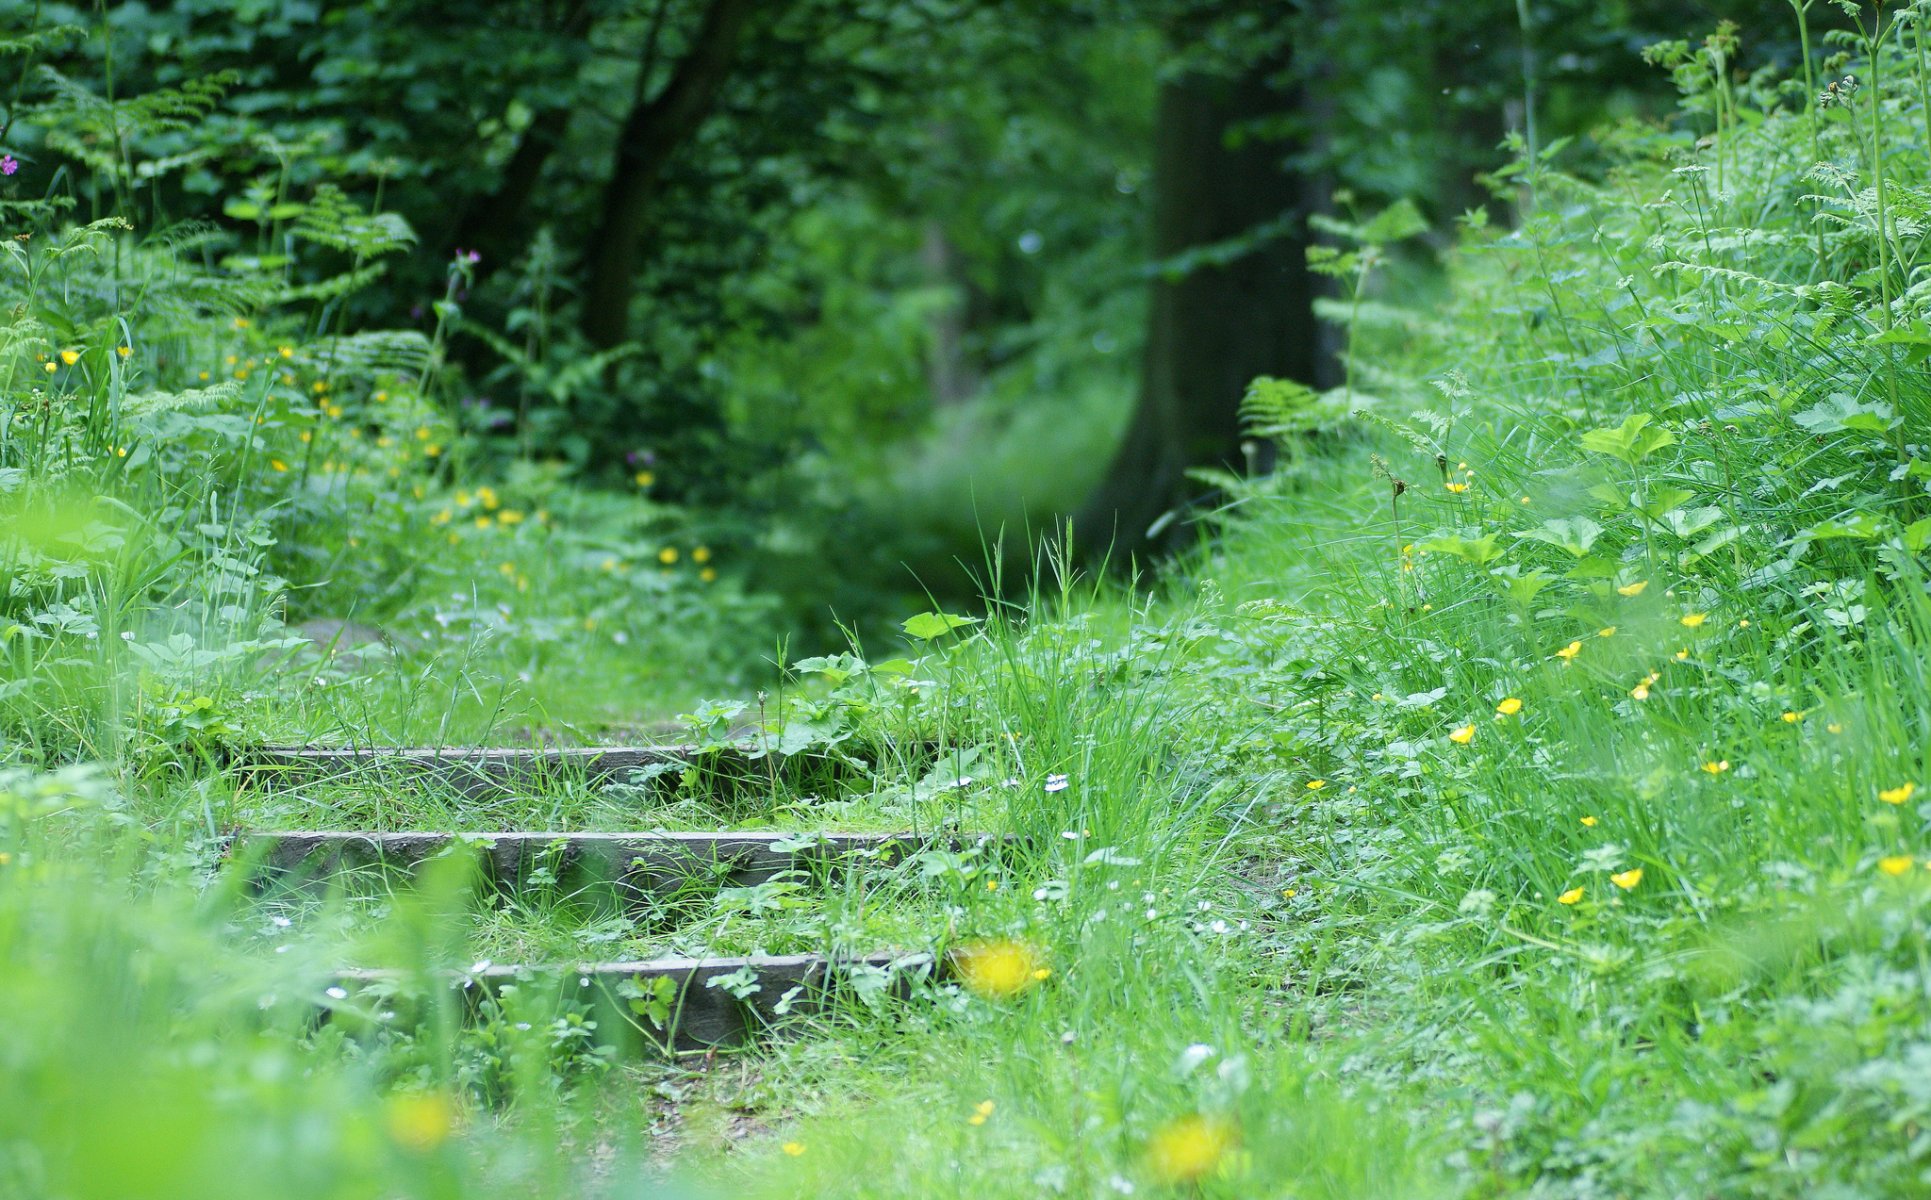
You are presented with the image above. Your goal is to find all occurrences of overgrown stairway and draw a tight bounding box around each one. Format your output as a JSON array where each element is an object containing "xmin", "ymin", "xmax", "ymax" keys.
[{"xmin": 224, "ymin": 741, "xmax": 1003, "ymax": 1055}]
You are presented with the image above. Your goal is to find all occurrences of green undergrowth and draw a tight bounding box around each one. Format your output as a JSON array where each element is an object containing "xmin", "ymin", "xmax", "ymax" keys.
[{"xmin": 16, "ymin": 8, "xmax": 1931, "ymax": 1200}]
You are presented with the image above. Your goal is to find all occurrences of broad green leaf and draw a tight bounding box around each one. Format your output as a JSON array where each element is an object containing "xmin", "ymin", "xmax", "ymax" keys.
[
  {"xmin": 1417, "ymin": 532, "xmax": 1504, "ymax": 565},
  {"xmin": 1656, "ymin": 506, "xmax": 1725, "ymax": 539},
  {"xmin": 1633, "ymin": 488, "xmax": 1695, "ymax": 520},
  {"xmin": 902, "ymin": 611, "xmax": 979, "ymax": 641},
  {"xmin": 1492, "ymin": 567, "xmax": 1555, "ymax": 606},
  {"xmin": 1792, "ymin": 393, "xmax": 1895, "ymax": 436},
  {"xmin": 1905, "ymin": 518, "xmax": 1931, "ymax": 552},
  {"xmin": 1803, "ymin": 513, "xmax": 1885, "ymax": 540},
  {"xmin": 1517, "ymin": 516, "xmax": 1603, "ymax": 558},
  {"xmin": 1578, "ymin": 413, "xmax": 1676, "ymax": 464}
]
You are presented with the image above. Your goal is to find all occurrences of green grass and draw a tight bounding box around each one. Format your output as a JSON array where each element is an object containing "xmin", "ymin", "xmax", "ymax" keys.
[{"xmin": 14, "ymin": 9, "xmax": 1931, "ymax": 1199}]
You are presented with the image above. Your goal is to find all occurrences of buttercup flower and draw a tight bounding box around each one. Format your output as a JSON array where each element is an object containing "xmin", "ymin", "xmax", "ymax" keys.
[
  {"xmin": 384, "ymin": 1091, "xmax": 458, "ymax": 1152},
  {"xmin": 1496, "ymin": 697, "xmax": 1522, "ymax": 716},
  {"xmin": 1616, "ymin": 580, "xmax": 1648, "ymax": 597},
  {"xmin": 1556, "ymin": 640, "xmax": 1583, "ymax": 661},
  {"xmin": 1558, "ymin": 887, "xmax": 1584, "ymax": 904},
  {"xmin": 952, "ymin": 939, "xmax": 1048, "ymax": 1000},
  {"xmin": 1610, "ymin": 868, "xmax": 1643, "ymax": 890},
  {"xmin": 1878, "ymin": 855, "xmax": 1915, "ymax": 876},
  {"xmin": 1680, "ymin": 613, "xmax": 1708, "ymax": 628},
  {"xmin": 1880, "ymin": 782, "xmax": 1917, "ymax": 806},
  {"xmin": 1449, "ymin": 724, "xmax": 1475, "ymax": 744},
  {"xmin": 1144, "ymin": 1114, "xmax": 1238, "ymax": 1185}
]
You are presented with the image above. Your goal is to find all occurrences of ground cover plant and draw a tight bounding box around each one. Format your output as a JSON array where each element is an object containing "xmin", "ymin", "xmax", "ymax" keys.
[{"xmin": 8, "ymin": 1, "xmax": 1931, "ymax": 1197}]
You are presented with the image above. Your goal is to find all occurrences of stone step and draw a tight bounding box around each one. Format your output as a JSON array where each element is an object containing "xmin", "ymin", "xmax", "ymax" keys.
[
  {"xmin": 325, "ymin": 951, "xmax": 934, "ymax": 1055},
  {"xmin": 231, "ymin": 743, "xmax": 899, "ymax": 798},
  {"xmin": 232, "ymin": 829, "xmax": 1009, "ymax": 900}
]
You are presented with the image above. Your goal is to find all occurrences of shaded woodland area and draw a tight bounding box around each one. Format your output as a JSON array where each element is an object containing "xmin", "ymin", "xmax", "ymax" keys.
[{"xmin": 25, "ymin": 0, "xmax": 1789, "ymax": 627}]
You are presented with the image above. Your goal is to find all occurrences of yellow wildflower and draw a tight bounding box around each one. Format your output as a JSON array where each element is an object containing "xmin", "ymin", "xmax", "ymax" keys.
[
  {"xmin": 59, "ymin": 348, "xmax": 80, "ymax": 366},
  {"xmin": 384, "ymin": 1091, "xmax": 458, "ymax": 1152},
  {"xmin": 700, "ymin": 567, "xmax": 718, "ymax": 583},
  {"xmin": 1610, "ymin": 868, "xmax": 1643, "ymax": 890},
  {"xmin": 269, "ymin": 460, "xmax": 288, "ymax": 473},
  {"xmin": 1680, "ymin": 613, "xmax": 1708, "ymax": 628},
  {"xmin": 1445, "ymin": 481, "xmax": 1469, "ymax": 493},
  {"xmin": 1449, "ymin": 724, "xmax": 1475, "ymax": 745},
  {"xmin": 1827, "ymin": 722, "xmax": 1844, "ymax": 734},
  {"xmin": 1701, "ymin": 760, "xmax": 1730, "ymax": 775},
  {"xmin": 635, "ymin": 471, "xmax": 655, "ymax": 488},
  {"xmin": 1781, "ymin": 711, "xmax": 1801, "ymax": 723},
  {"xmin": 1580, "ymin": 816, "xmax": 1598, "ymax": 827},
  {"xmin": 1306, "ymin": 779, "xmax": 1326, "ymax": 791},
  {"xmin": 658, "ymin": 547, "xmax": 679, "ymax": 565},
  {"xmin": 477, "ymin": 486, "xmax": 499, "ymax": 509},
  {"xmin": 692, "ymin": 545, "xmax": 713, "ymax": 563},
  {"xmin": 42, "ymin": 362, "xmax": 55, "ymax": 373},
  {"xmin": 1597, "ymin": 627, "xmax": 1616, "ymax": 638},
  {"xmin": 278, "ymin": 345, "xmax": 294, "ymax": 358},
  {"xmin": 1145, "ymin": 1114, "xmax": 1238, "ymax": 1186},
  {"xmin": 498, "ymin": 509, "xmax": 524, "ymax": 525},
  {"xmin": 116, "ymin": 345, "xmax": 131, "ymax": 359},
  {"xmin": 1558, "ymin": 887, "xmax": 1584, "ymax": 905},
  {"xmin": 1878, "ymin": 856, "xmax": 1915, "ymax": 876},
  {"xmin": 1617, "ymin": 580, "xmax": 1648, "ymax": 597},
  {"xmin": 968, "ymin": 1100, "xmax": 995, "ymax": 1127},
  {"xmin": 1496, "ymin": 697, "xmax": 1522, "ymax": 716},
  {"xmin": 1880, "ymin": 782, "xmax": 1917, "ymax": 806},
  {"xmin": 952, "ymin": 939, "xmax": 1048, "ymax": 1000},
  {"xmin": 782, "ymin": 1142, "xmax": 806, "ymax": 1157},
  {"xmin": 1556, "ymin": 640, "xmax": 1583, "ymax": 661}
]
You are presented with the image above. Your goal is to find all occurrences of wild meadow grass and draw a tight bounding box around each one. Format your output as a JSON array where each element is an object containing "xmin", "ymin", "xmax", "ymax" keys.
[{"xmin": 12, "ymin": 6, "xmax": 1931, "ymax": 1198}]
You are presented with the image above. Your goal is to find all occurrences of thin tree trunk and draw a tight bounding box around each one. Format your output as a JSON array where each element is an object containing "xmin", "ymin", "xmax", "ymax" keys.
[
  {"xmin": 581, "ymin": 0, "xmax": 763, "ymax": 349},
  {"xmin": 920, "ymin": 220, "xmax": 978, "ymax": 407},
  {"xmin": 1076, "ymin": 59, "xmax": 1321, "ymax": 558},
  {"xmin": 445, "ymin": 2, "xmax": 599, "ymax": 264}
]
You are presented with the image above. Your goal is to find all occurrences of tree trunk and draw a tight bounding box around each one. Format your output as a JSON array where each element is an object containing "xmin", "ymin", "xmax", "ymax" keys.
[
  {"xmin": 581, "ymin": 0, "xmax": 763, "ymax": 350},
  {"xmin": 920, "ymin": 220, "xmax": 978, "ymax": 407},
  {"xmin": 1076, "ymin": 60, "xmax": 1323, "ymax": 558}
]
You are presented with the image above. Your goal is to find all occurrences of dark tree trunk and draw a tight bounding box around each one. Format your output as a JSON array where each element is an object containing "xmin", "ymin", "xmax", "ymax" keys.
[
  {"xmin": 581, "ymin": 0, "xmax": 763, "ymax": 350},
  {"xmin": 444, "ymin": 2, "xmax": 600, "ymax": 265},
  {"xmin": 1076, "ymin": 60, "xmax": 1323, "ymax": 559}
]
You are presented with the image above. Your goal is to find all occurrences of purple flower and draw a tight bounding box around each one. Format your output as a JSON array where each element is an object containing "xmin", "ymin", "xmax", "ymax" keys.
[
  {"xmin": 0, "ymin": 155, "xmax": 16, "ymax": 177},
  {"xmin": 453, "ymin": 247, "xmax": 481, "ymax": 266}
]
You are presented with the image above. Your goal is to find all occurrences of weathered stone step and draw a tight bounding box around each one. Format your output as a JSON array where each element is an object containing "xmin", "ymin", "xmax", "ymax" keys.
[
  {"xmin": 326, "ymin": 951, "xmax": 933, "ymax": 1055},
  {"xmin": 233, "ymin": 830, "xmax": 1007, "ymax": 899},
  {"xmin": 232, "ymin": 743, "xmax": 894, "ymax": 798}
]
